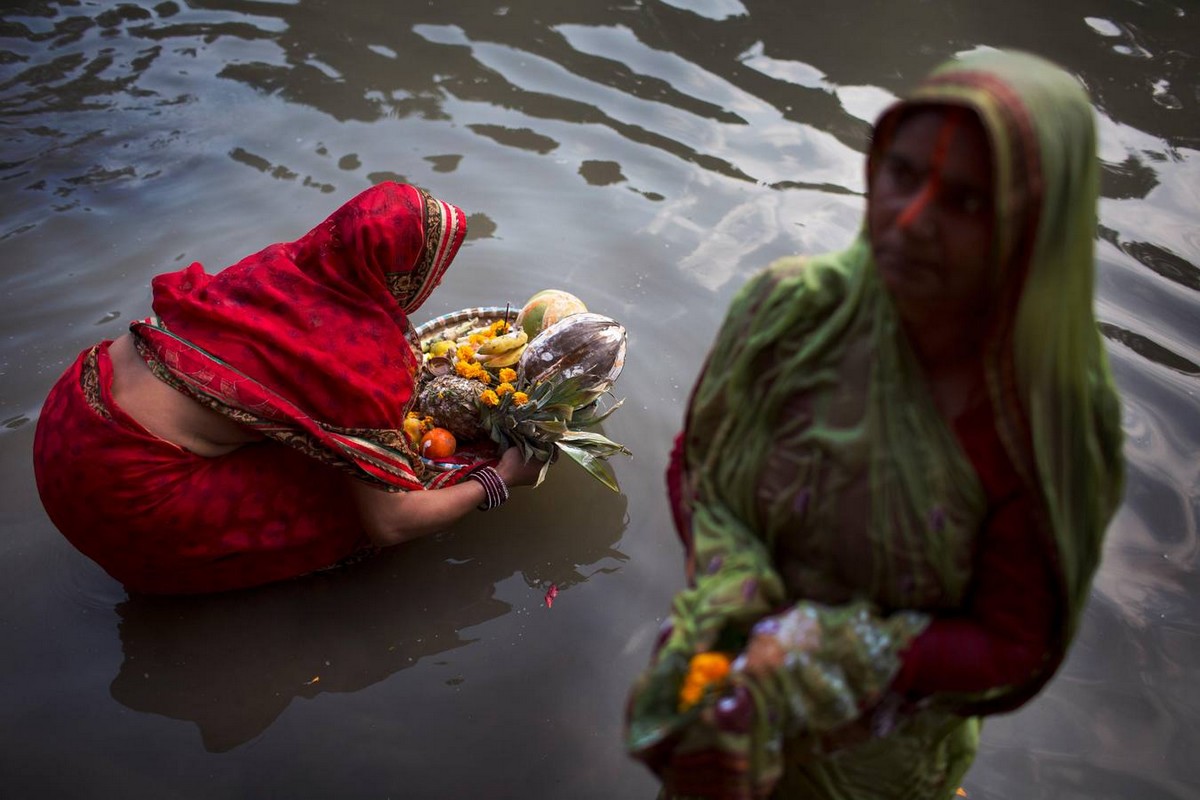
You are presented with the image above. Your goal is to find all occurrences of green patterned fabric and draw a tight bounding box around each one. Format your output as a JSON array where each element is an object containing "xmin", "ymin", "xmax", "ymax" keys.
[{"xmin": 626, "ymin": 50, "xmax": 1125, "ymax": 799}]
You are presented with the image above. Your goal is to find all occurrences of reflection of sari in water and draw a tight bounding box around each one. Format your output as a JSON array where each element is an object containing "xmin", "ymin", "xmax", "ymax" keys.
[
  {"xmin": 626, "ymin": 51, "xmax": 1125, "ymax": 798},
  {"xmin": 108, "ymin": 459, "xmax": 630, "ymax": 752},
  {"xmin": 34, "ymin": 183, "xmax": 470, "ymax": 595}
]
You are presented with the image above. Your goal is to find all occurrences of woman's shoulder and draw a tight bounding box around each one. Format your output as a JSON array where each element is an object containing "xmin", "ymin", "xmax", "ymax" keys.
[{"xmin": 732, "ymin": 247, "xmax": 860, "ymax": 323}]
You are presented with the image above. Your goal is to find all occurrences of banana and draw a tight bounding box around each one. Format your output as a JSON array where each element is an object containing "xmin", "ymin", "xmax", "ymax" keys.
[
  {"xmin": 475, "ymin": 328, "xmax": 528, "ymax": 356},
  {"xmin": 475, "ymin": 343, "xmax": 526, "ymax": 369}
]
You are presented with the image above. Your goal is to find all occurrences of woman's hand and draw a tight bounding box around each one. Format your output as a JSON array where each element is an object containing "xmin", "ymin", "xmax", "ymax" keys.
[
  {"xmin": 496, "ymin": 445, "xmax": 548, "ymax": 488},
  {"xmin": 735, "ymin": 607, "xmax": 822, "ymax": 679}
]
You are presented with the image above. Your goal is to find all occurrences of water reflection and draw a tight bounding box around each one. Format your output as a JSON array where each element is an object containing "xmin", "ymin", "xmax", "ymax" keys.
[
  {"xmin": 1, "ymin": 0, "xmax": 1199, "ymax": 797},
  {"xmin": 110, "ymin": 463, "xmax": 628, "ymax": 753}
]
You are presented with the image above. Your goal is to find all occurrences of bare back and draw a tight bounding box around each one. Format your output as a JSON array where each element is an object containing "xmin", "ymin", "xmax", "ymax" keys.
[{"xmin": 107, "ymin": 333, "xmax": 264, "ymax": 457}]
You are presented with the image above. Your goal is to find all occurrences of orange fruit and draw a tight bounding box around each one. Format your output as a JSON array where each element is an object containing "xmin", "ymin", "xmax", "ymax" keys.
[{"xmin": 420, "ymin": 427, "xmax": 456, "ymax": 459}]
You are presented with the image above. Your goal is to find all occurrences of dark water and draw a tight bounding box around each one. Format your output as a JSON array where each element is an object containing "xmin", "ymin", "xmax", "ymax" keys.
[{"xmin": 1, "ymin": 1, "xmax": 1197, "ymax": 798}]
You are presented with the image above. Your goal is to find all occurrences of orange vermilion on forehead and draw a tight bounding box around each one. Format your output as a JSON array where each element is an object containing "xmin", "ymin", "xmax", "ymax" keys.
[{"xmin": 895, "ymin": 113, "xmax": 962, "ymax": 230}]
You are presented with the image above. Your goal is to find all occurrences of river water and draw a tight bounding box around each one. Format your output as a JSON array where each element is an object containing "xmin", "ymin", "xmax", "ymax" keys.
[{"xmin": 1, "ymin": 1, "xmax": 1196, "ymax": 798}]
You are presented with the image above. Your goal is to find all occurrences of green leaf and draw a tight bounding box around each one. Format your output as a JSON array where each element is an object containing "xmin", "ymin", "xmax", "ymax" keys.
[
  {"xmin": 531, "ymin": 419, "xmax": 570, "ymax": 436},
  {"xmin": 556, "ymin": 442, "xmax": 621, "ymax": 492},
  {"xmin": 558, "ymin": 429, "xmax": 632, "ymax": 456},
  {"xmin": 573, "ymin": 396, "xmax": 624, "ymax": 428}
]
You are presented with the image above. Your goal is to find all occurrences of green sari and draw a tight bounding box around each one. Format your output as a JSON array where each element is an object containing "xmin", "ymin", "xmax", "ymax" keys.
[{"xmin": 626, "ymin": 50, "xmax": 1125, "ymax": 799}]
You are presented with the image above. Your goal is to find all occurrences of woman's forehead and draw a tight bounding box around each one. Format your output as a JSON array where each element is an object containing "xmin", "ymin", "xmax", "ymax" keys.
[{"xmin": 889, "ymin": 108, "xmax": 992, "ymax": 184}]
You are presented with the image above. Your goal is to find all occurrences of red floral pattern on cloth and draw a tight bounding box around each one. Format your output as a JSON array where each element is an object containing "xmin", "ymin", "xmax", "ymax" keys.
[
  {"xmin": 33, "ymin": 183, "xmax": 482, "ymax": 594},
  {"xmin": 132, "ymin": 182, "xmax": 470, "ymax": 491},
  {"xmin": 34, "ymin": 342, "xmax": 371, "ymax": 594}
]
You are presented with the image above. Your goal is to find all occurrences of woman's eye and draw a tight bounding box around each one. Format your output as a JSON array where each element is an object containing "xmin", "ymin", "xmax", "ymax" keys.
[{"xmin": 884, "ymin": 157, "xmax": 918, "ymax": 190}]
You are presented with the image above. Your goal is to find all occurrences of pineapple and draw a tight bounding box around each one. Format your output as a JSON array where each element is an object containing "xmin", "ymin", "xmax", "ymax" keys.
[
  {"xmin": 415, "ymin": 375, "xmax": 486, "ymax": 441},
  {"xmin": 412, "ymin": 309, "xmax": 631, "ymax": 491}
]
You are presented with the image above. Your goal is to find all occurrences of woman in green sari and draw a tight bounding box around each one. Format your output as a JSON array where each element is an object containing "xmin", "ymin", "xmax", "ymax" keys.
[{"xmin": 625, "ymin": 50, "xmax": 1125, "ymax": 798}]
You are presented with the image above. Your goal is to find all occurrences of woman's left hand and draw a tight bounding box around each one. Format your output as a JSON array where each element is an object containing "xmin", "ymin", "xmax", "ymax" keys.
[{"xmin": 496, "ymin": 445, "xmax": 548, "ymax": 488}]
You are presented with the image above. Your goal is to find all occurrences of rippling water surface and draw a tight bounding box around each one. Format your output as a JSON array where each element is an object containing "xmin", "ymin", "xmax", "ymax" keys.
[{"xmin": 1, "ymin": 1, "xmax": 1197, "ymax": 798}]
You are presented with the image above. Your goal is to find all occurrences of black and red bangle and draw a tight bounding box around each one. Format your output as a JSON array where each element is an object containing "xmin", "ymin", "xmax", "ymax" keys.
[{"xmin": 468, "ymin": 465, "xmax": 509, "ymax": 510}]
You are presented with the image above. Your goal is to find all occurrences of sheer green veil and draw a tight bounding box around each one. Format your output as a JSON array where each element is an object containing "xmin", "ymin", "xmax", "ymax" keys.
[
  {"xmin": 626, "ymin": 50, "xmax": 1125, "ymax": 798},
  {"xmin": 904, "ymin": 50, "xmax": 1125, "ymax": 646}
]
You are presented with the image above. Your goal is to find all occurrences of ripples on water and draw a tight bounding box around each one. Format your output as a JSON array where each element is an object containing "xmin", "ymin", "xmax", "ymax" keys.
[{"xmin": 0, "ymin": 2, "xmax": 1197, "ymax": 798}]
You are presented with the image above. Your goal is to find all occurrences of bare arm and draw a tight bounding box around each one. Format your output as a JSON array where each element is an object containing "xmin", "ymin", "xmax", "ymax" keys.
[{"xmin": 350, "ymin": 447, "xmax": 546, "ymax": 546}]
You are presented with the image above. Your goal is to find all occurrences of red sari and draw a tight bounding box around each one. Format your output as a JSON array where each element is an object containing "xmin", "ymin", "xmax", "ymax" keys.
[{"xmin": 34, "ymin": 183, "xmax": 470, "ymax": 594}]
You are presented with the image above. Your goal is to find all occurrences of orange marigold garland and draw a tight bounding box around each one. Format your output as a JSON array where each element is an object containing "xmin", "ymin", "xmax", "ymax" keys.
[{"xmin": 678, "ymin": 651, "xmax": 733, "ymax": 711}]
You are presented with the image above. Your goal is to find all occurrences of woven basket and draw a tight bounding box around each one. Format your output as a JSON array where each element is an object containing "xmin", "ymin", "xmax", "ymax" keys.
[
  {"xmin": 413, "ymin": 306, "xmax": 518, "ymax": 347},
  {"xmin": 411, "ymin": 306, "xmax": 516, "ymax": 473}
]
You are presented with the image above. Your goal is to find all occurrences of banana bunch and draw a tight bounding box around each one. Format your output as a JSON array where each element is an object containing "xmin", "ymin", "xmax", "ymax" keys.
[
  {"xmin": 422, "ymin": 318, "xmax": 529, "ymax": 370},
  {"xmin": 473, "ymin": 328, "xmax": 528, "ymax": 368}
]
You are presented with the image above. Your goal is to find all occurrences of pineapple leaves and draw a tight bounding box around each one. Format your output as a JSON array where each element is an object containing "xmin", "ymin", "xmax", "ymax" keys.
[
  {"xmin": 419, "ymin": 311, "xmax": 630, "ymax": 492},
  {"xmin": 555, "ymin": 442, "xmax": 621, "ymax": 492}
]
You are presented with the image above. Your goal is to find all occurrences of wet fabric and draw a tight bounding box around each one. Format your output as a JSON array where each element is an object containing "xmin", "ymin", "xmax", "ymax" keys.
[
  {"xmin": 626, "ymin": 50, "xmax": 1125, "ymax": 799},
  {"xmin": 34, "ymin": 183, "xmax": 472, "ymax": 594},
  {"xmin": 131, "ymin": 182, "xmax": 469, "ymax": 491},
  {"xmin": 33, "ymin": 341, "xmax": 369, "ymax": 595}
]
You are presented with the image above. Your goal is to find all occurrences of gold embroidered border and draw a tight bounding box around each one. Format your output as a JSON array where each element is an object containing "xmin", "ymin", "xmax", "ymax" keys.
[
  {"xmin": 385, "ymin": 186, "xmax": 443, "ymax": 306},
  {"xmin": 79, "ymin": 345, "xmax": 112, "ymax": 421}
]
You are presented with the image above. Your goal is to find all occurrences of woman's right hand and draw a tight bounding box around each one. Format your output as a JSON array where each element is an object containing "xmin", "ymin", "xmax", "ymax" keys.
[{"xmin": 496, "ymin": 445, "xmax": 548, "ymax": 488}]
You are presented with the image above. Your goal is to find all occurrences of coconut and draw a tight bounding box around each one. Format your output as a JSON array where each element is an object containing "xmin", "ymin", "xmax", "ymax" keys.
[
  {"xmin": 518, "ymin": 312, "xmax": 626, "ymax": 406},
  {"xmin": 514, "ymin": 289, "xmax": 588, "ymax": 340}
]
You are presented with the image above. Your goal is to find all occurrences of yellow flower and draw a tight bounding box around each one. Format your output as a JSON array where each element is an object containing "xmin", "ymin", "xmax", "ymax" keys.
[
  {"xmin": 498, "ymin": 368, "xmax": 517, "ymax": 384},
  {"xmin": 512, "ymin": 391, "xmax": 529, "ymax": 406},
  {"xmin": 457, "ymin": 360, "xmax": 486, "ymax": 380},
  {"xmin": 678, "ymin": 682, "xmax": 704, "ymax": 710},
  {"xmin": 678, "ymin": 651, "xmax": 732, "ymax": 712},
  {"xmin": 456, "ymin": 345, "xmax": 475, "ymax": 362},
  {"xmin": 495, "ymin": 382, "xmax": 514, "ymax": 396},
  {"xmin": 479, "ymin": 389, "xmax": 500, "ymax": 407},
  {"xmin": 475, "ymin": 370, "xmax": 492, "ymax": 385},
  {"xmin": 469, "ymin": 333, "xmax": 487, "ymax": 346},
  {"xmin": 489, "ymin": 319, "xmax": 508, "ymax": 335}
]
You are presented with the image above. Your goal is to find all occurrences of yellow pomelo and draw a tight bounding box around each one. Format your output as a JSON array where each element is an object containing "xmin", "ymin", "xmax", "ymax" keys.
[{"xmin": 515, "ymin": 289, "xmax": 587, "ymax": 339}]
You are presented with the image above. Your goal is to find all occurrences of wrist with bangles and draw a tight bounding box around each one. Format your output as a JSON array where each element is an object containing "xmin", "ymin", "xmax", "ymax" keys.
[{"xmin": 467, "ymin": 465, "xmax": 509, "ymax": 510}]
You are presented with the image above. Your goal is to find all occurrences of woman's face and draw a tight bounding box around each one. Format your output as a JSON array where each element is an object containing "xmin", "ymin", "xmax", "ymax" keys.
[{"xmin": 867, "ymin": 108, "xmax": 996, "ymax": 326}]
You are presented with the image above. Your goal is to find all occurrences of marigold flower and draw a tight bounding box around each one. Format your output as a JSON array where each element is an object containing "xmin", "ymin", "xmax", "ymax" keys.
[
  {"xmin": 498, "ymin": 368, "xmax": 517, "ymax": 384},
  {"xmin": 496, "ymin": 382, "xmax": 515, "ymax": 396},
  {"xmin": 678, "ymin": 682, "xmax": 704, "ymax": 710},
  {"xmin": 678, "ymin": 651, "xmax": 732, "ymax": 712},
  {"xmin": 475, "ymin": 370, "xmax": 491, "ymax": 385},
  {"xmin": 456, "ymin": 345, "xmax": 475, "ymax": 362},
  {"xmin": 512, "ymin": 391, "xmax": 530, "ymax": 406},
  {"xmin": 469, "ymin": 333, "xmax": 487, "ymax": 346},
  {"xmin": 489, "ymin": 320, "xmax": 509, "ymax": 335},
  {"xmin": 479, "ymin": 389, "xmax": 500, "ymax": 407},
  {"xmin": 456, "ymin": 360, "xmax": 485, "ymax": 380}
]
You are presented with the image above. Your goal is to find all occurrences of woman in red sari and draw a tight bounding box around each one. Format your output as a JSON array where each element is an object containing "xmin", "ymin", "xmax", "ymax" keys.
[{"xmin": 33, "ymin": 182, "xmax": 543, "ymax": 595}]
